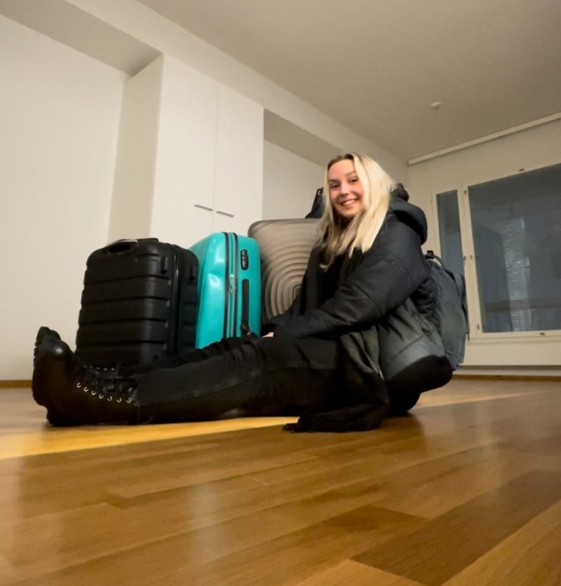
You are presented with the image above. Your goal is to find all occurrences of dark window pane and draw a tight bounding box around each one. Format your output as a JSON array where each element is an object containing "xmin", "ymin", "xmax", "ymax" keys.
[
  {"xmin": 469, "ymin": 164, "xmax": 561, "ymax": 333},
  {"xmin": 436, "ymin": 190, "xmax": 464, "ymax": 276}
]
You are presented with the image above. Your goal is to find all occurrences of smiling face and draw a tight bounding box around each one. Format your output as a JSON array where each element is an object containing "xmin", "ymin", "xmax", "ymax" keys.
[{"xmin": 327, "ymin": 158, "xmax": 366, "ymax": 222}]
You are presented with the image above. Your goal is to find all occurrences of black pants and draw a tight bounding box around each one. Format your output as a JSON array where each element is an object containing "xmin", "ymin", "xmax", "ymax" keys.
[{"xmin": 136, "ymin": 336, "xmax": 347, "ymax": 423}]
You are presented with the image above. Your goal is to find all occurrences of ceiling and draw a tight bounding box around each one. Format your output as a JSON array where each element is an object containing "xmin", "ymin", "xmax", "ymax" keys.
[
  {"xmin": 136, "ymin": 0, "xmax": 561, "ymax": 161},
  {"xmin": 2, "ymin": 0, "xmax": 560, "ymax": 162}
]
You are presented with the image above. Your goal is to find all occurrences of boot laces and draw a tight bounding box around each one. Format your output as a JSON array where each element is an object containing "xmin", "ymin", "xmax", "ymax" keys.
[{"xmin": 74, "ymin": 364, "xmax": 137, "ymax": 404}]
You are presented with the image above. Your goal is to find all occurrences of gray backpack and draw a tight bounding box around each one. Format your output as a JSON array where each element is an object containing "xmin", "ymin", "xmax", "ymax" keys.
[
  {"xmin": 377, "ymin": 251, "xmax": 469, "ymax": 398},
  {"xmin": 425, "ymin": 250, "xmax": 468, "ymax": 370}
]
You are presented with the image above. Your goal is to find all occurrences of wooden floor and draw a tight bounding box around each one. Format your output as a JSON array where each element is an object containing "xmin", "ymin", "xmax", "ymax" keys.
[{"xmin": 1, "ymin": 379, "xmax": 561, "ymax": 586}]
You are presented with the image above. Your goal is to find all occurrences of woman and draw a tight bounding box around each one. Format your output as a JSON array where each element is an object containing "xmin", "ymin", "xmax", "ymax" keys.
[{"xmin": 32, "ymin": 153, "xmax": 431, "ymax": 431}]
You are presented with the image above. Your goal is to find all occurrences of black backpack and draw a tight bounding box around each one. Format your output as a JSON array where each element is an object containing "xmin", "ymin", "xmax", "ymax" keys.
[
  {"xmin": 377, "ymin": 251, "xmax": 469, "ymax": 396},
  {"xmin": 425, "ymin": 250, "xmax": 469, "ymax": 370},
  {"xmin": 305, "ymin": 187, "xmax": 324, "ymax": 219}
]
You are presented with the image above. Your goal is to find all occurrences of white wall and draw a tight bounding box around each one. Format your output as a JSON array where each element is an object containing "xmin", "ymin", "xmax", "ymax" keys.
[
  {"xmin": 109, "ymin": 56, "xmax": 162, "ymax": 241},
  {"xmin": 110, "ymin": 54, "xmax": 264, "ymax": 247},
  {"xmin": 263, "ymin": 142, "xmax": 324, "ymax": 220},
  {"xmin": 4, "ymin": 4, "xmax": 557, "ymax": 377},
  {"xmin": 64, "ymin": 0, "xmax": 407, "ymax": 180},
  {"xmin": 407, "ymin": 120, "xmax": 561, "ymax": 370},
  {"xmin": 0, "ymin": 16, "xmax": 127, "ymax": 378},
  {"xmin": 1, "ymin": 2, "xmax": 406, "ymax": 381}
]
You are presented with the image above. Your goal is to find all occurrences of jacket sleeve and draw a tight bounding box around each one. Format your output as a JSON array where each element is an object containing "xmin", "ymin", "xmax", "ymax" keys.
[{"xmin": 273, "ymin": 216, "xmax": 429, "ymax": 338}]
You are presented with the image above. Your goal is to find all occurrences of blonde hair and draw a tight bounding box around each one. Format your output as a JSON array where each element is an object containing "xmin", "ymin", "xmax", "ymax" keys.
[{"xmin": 319, "ymin": 152, "xmax": 395, "ymax": 268}]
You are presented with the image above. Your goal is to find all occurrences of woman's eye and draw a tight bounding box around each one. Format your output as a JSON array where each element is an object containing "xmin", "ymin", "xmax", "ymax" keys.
[{"xmin": 349, "ymin": 177, "xmax": 359, "ymax": 184}]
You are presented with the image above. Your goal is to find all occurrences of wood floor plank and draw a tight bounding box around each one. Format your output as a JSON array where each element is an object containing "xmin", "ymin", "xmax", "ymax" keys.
[
  {"xmin": 369, "ymin": 444, "xmax": 541, "ymax": 518},
  {"xmin": 0, "ymin": 554, "xmax": 15, "ymax": 586},
  {"xmin": 177, "ymin": 506, "xmax": 424, "ymax": 585},
  {"xmin": 1, "ymin": 380, "xmax": 561, "ymax": 585},
  {"xmin": 297, "ymin": 559, "xmax": 425, "ymax": 586},
  {"xmin": 0, "ymin": 447, "xmax": 417, "ymax": 582},
  {"xmin": 442, "ymin": 499, "xmax": 561, "ymax": 586},
  {"xmin": 354, "ymin": 471, "xmax": 561, "ymax": 586},
  {"xmin": 5, "ymin": 506, "xmax": 424, "ymax": 586},
  {"xmin": 0, "ymin": 389, "xmax": 297, "ymax": 459}
]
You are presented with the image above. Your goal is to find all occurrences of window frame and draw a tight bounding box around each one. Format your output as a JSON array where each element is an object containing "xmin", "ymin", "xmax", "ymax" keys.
[{"xmin": 433, "ymin": 162, "xmax": 561, "ymax": 342}]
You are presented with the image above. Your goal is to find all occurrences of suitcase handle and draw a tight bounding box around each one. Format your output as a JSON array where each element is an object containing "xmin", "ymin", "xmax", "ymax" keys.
[
  {"xmin": 102, "ymin": 238, "xmax": 159, "ymax": 255},
  {"xmin": 241, "ymin": 279, "xmax": 252, "ymax": 336}
]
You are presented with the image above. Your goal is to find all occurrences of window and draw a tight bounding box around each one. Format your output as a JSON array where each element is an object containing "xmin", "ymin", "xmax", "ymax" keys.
[
  {"xmin": 468, "ymin": 164, "xmax": 561, "ymax": 333},
  {"xmin": 436, "ymin": 190, "xmax": 464, "ymax": 277}
]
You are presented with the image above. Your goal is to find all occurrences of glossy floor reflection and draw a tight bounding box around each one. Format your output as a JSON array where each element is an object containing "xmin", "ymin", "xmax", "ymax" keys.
[{"xmin": 1, "ymin": 378, "xmax": 560, "ymax": 585}]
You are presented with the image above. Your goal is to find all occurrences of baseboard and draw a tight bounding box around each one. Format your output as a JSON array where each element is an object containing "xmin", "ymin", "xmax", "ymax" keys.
[
  {"xmin": 454, "ymin": 374, "xmax": 561, "ymax": 382},
  {"xmin": 0, "ymin": 380, "xmax": 31, "ymax": 388},
  {"xmin": 456, "ymin": 365, "xmax": 561, "ymax": 379}
]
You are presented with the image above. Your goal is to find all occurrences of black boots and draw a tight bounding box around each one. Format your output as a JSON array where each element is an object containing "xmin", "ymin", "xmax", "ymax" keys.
[{"xmin": 32, "ymin": 327, "xmax": 140, "ymax": 426}]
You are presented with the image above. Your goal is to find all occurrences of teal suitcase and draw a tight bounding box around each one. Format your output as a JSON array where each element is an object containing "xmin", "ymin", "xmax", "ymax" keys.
[{"xmin": 189, "ymin": 233, "xmax": 261, "ymax": 348}]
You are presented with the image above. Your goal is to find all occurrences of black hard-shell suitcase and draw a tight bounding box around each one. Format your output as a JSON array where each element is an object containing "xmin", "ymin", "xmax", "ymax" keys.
[{"xmin": 75, "ymin": 238, "xmax": 199, "ymax": 367}]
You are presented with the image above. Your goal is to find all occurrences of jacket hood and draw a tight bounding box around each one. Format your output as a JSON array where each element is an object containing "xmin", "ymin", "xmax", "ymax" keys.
[{"xmin": 389, "ymin": 195, "xmax": 428, "ymax": 244}]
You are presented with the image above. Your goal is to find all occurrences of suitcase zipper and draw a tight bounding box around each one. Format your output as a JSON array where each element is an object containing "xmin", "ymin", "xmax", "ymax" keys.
[
  {"xmin": 223, "ymin": 233, "xmax": 230, "ymax": 340},
  {"xmin": 232, "ymin": 233, "xmax": 240, "ymax": 337},
  {"xmin": 241, "ymin": 279, "xmax": 251, "ymax": 335}
]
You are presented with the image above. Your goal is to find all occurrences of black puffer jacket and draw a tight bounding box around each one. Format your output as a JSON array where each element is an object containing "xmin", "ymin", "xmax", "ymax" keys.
[
  {"xmin": 272, "ymin": 196, "xmax": 429, "ymax": 337},
  {"xmin": 269, "ymin": 196, "xmax": 432, "ymax": 432}
]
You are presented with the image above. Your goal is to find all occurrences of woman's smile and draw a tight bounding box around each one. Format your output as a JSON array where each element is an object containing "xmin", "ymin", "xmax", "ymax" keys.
[{"xmin": 327, "ymin": 159, "xmax": 365, "ymax": 221}]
